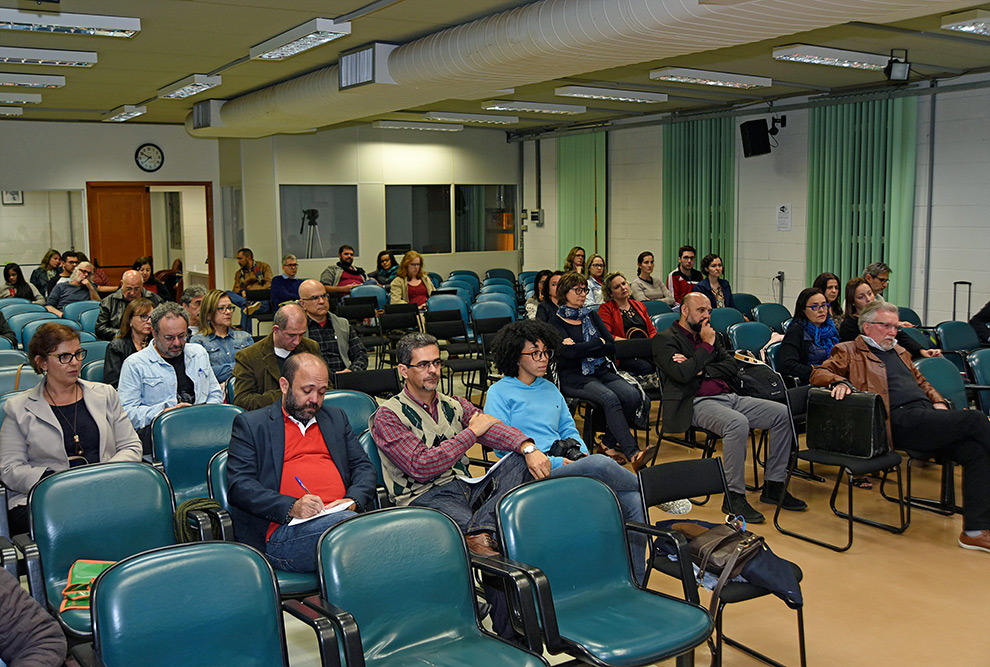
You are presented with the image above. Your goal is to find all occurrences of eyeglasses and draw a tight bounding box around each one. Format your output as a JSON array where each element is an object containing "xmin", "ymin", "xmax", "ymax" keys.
[
  {"xmin": 299, "ymin": 294, "xmax": 328, "ymax": 303},
  {"xmin": 160, "ymin": 332, "xmax": 187, "ymax": 343},
  {"xmin": 867, "ymin": 321, "xmax": 900, "ymax": 332},
  {"xmin": 806, "ymin": 303, "xmax": 829, "ymax": 311},
  {"xmin": 877, "ymin": 278, "xmax": 890, "ymax": 284},
  {"xmin": 216, "ymin": 305, "xmax": 236, "ymax": 313},
  {"xmin": 49, "ymin": 349, "xmax": 87, "ymax": 364},
  {"xmin": 571, "ymin": 286, "xmax": 589, "ymax": 295},
  {"xmin": 521, "ymin": 349, "xmax": 553, "ymax": 361},
  {"xmin": 407, "ymin": 359, "xmax": 445, "ymax": 371},
  {"xmin": 77, "ymin": 269, "xmax": 92, "ymax": 276},
  {"xmin": 134, "ymin": 313, "xmax": 151, "ymax": 321},
  {"xmin": 283, "ymin": 263, "xmax": 298, "ymax": 268}
]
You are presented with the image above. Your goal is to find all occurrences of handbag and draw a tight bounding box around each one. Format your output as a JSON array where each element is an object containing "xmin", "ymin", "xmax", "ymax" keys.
[
  {"xmin": 732, "ymin": 352, "xmax": 786, "ymax": 403},
  {"xmin": 60, "ymin": 559, "xmax": 115, "ymax": 612},
  {"xmin": 806, "ymin": 387, "xmax": 888, "ymax": 458}
]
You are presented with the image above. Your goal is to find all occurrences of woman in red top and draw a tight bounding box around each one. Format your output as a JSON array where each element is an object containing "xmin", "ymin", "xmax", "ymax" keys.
[
  {"xmin": 598, "ymin": 272, "xmax": 657, "ymax": 375},
  {"xmin": 390, "ymin": 251, "xmax": 434, "ymax": 310}
]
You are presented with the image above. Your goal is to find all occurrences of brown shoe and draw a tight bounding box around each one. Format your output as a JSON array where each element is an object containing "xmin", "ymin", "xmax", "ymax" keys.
[
  {"xmin": 245, "ymin": 301, "xmax": 262, "ymax": 316},
  {"xmin": 959, "ymin": 530, "xmax": 990, "ymax": 553},
  {"xmin": 630, "ymin": 445, "xmax": 658, "ymax": 472},
  {"xmin": 466, "ymin": 532, "xmax": 499, "ymax": 557}
]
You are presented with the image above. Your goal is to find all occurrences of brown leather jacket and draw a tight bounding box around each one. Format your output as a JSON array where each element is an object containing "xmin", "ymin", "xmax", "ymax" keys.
[{"xmin": 810, "ymin": 337, "xmax": 946, "ymax": 446}]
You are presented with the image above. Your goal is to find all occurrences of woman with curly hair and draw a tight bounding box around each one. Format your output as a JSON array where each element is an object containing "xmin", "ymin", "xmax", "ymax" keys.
[{"xmin": 390, "ymin": 251, "xmax": 434, "ymax": 310}]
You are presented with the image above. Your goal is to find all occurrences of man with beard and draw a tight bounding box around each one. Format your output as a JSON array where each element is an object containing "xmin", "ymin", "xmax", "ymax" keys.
[
  {"xmin": 226, "ymin": 353, "xmax": 377, "ymax": 572},
  {"xmin": 666, "ymin": 244, "xmax": 703, "ymax": 306},
  {"xmin": 812, "ymin": 300, "xmax": 990, "ymax": 553},
  {"xmin": 319, "ymin": 245, "xmax": 367, "ymax": 306},
  {"xmin": 652, "ymin": 292, "xmax": 806, "ymax": 524}
]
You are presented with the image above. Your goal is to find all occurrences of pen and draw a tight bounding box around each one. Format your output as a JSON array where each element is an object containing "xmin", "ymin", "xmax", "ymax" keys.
[{"xmin": 295, "ymin": 476, "xmax": 311, "ymax": 494}]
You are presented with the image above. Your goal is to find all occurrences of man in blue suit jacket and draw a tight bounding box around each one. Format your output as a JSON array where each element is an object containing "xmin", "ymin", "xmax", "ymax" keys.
[{"xmin": 227, "ymin": 352, "xmax": 378, "ymax": 572}]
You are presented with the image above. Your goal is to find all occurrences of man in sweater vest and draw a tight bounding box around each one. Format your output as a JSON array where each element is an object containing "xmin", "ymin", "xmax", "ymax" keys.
[{"xmin": 371, "ymin": 332, "xmax": 550, "ymax": 556}]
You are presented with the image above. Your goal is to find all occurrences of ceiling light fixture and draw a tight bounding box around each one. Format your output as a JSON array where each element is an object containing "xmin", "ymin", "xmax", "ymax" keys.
[
  {"xmin": 0, "ymin": 92, "xmax": 41, "ymax": 104},
  {"xmin": 482, "ymin": 100, "xmax": 586, "ymax": 115},
  {"xmin": 772, "ymin": 44, "xmax": 888, "ymax": 71},
  {"xmin": 941, "ymin": 9, "xmax": 990, "ymax": 36},
  {"xmin": 554, "ymin": 85, "xmax": 667, "ymax": 103},
  {"xmin": 372, "ymin": 120, "xmax": 462, "ymax": 131},
  {"xmin": 102, "ymin": 105, "xmax": 145, "ymax": 123},
  {"xmin": 0, "ymin": 106, "xmax": 22, "ymax": 116},
  {"xmin": 884, "ymin": 49, "xmax": 911, "ymax": 81},
  {"xmin": 0, "ymin": 46, "xmax": 97, "ymax": 67},
  {"xmin": 424, "ymin": 111, "xmax": 518, "ymax": 125},
  {"xmin": 649, "ymin": 67, "xmax": 771, "ymax": 89},
  {"xmin": 250, "ymin": 18, "xmax": 351, "ymax": 60},
  {"xmin": 0, "ymin": 72, "xmax": 65, "ymax": 88},
  {"xmin": 157, "ymin": 74, "xmax": 222, "ymax": 100},
  {"xmin": 0, "ymin": 8, "xmax": 140, "ymax": 38}
]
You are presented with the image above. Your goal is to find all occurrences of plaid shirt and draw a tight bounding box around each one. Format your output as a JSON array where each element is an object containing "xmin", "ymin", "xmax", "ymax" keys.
[
  {"xmin": 306, "ymin": 317, "xmax": 368, "ymax": 375},
  {"xmin": 372, "ymin": 388, "xmax": 528, "ymax": 482},
  {"xmin": 232, "ymin": 261, "xmax": 273, "ymax": 293}
]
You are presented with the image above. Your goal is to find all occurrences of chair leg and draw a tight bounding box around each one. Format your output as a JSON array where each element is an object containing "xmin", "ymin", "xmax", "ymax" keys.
[
  {"xmin": 773, "ymin": 463, "xmax": 853, "ymax": 552},
  {"xmin": 832, "ymin": 464, "xmax": 910, "ymax": 535}
]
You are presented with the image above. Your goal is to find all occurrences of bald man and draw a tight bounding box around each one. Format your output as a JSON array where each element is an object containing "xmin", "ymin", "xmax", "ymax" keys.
[
  {"xmin": 95, "ymin": 269, "xmax": 164, "ymax": 340},
  {"xmin": 297, "ymin": 279, "xmax": 368, "ymax": 381}
]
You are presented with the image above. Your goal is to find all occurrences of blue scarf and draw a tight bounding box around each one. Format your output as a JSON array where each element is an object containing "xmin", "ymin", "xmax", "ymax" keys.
[
  {"xmin": 800, "ymin": 317, "xmax": 839, "ymax": 366},
  {"xmin": 558, "ymin": 304, "xmax": 606, "ymax": 375}
]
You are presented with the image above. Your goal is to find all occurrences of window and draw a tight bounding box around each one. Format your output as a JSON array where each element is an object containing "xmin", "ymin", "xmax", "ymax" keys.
[
  {"xmin": 454, "ymin": 185, "xmax": 516, "ymax": 252},
  {"xmin": 385, "ymin": 185, "xmax": 451, "ymax": 254},
  {"xmin": 278, "ymin": 185, "xmax": 359, "ymax": 260}
]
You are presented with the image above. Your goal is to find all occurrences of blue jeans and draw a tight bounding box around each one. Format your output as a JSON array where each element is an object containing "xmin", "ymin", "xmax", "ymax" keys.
[
  {"xmin": 410, "ymin": 453, "xmax": 531, "ymax": 535},
  {"xmin": 550, "ymin": 454, "xmax": 647, "ymax": 583},
  {"xmin": 266, "ymin": 509, "xmax": 358, "ymax": 572},
  {"xmin": 563, "ymin": 369, "xmax": 642, "ymax": 459},
  {"xmin": 226, "ymin": 290, "xmax": 271, "ymax": 329}
]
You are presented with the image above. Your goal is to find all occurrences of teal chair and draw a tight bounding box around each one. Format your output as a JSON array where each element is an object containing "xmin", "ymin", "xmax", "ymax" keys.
[
  {"xmin": 644, "ymin": 300, "xmax": 672, "ymax": 317},
  {"xmin": 17, "ymin": 463, "xmax": 177, "ymax": 639},
  {"xmin": 967, "ymin": 349, "xmax": 990, "ymax": 416},
  {"xmin": 206, "ymin": 450, "xmax": 319, "ymax": 598},
  {"xmin": 652, "ymin": 313, "xmax": 679, "ymax": 332},
  {"xmin": 486, "ymin": 268, "xmax": 516, "ymax": 282},
  {"xmin": 0, "ymin": 302, "xmax": 45, "ymax": 319},
  {"xmin": 427, "ymin": 272, "xmax": 444, "ymax": 288},
  {"xmin": 350, "ymin": 284, "xmax": 387, "ymax": 310},
  {"xmin": 475, "ymin": 293, "xmax": 516, "ymax": 318},
  {"xmin": 426, "ymin": 294, "xmax": 470, "ymax": 324},
  {"xmin": 497, "ymin": 477, "xmax": 713, "ymax": 666},
  {"xmin": 80, "ymin": 340, "xmax": 109, "ymax": 363},
  {"xmin": 77, "ymin": 331, "xmax": 98, "ymax": 343},
  {"xmin": 733, "ymin": 293, "xmax": 762, "ymax": 321},
  {"xmin": 898, "ymin": 306, "xmax": 924, "ymax": 328},
  {"xmin": 22, "ymin": 318, "xmax": 80, "ymax": 349},
  {"xmin": 322, "ymin": 390, "xmax": 378, "ymax": 435},
  {"xmin": 899, "ymin": 325, "xmax": 933, "ymax": 351},
  {"xmin": 80, "ymin": 359, "xmax": 104, "ymax": 383},
  {"xmin": 357, "ymin": 429, "xmax": 387, "ymax": 494},
  {"xmin": 91, "ymin": 542, "xmax": 334, "ymax": 667},
  {"xmin": 727, "ymin": 321, "xmax": 773, "ymax": 352},
  {"xmin": 519, "ymin": 270, "xmax": 538, "ymax": 284},
  {"xmin": 753, "ymin": 303, "xmax": 791, "ymax": 334},
  {"xmin": 442, "ymin": 279, "xmax": 477, "ymax": 298},
  {"xmin": 308, "ymin": 507, "xmax": 549, "ymax": 667},
  {"xmin": 62, "ymin": 301, "xmax": 100, "ymax": 323},
  {"xmin": 934, "ymin": 321, "xmax": 982, "ymax": 376},
  {"xmin": 0, "ymin": 297, "xmax": 31, "ymax": 308},
  {"xmin": 482, "ymin": 277, "xmax": 515, "ymax": 291},
  {"xmin": 79, "ymin": 308, "xmax": 99, "ymax": 334},
  {"xmin": 225, "ymin": 376, "xmax": 236, "ymax": 403},
  {"xmin": 480, "ymin": 283, "xmax": 515, "ymax": 299},
  {"xmin": 710, "ymin": 307, "xmax": 744, "ymax": 334},
  {"xmin": 151, "ymin": 404, "xmax": 244, "ymax": 505},
  {"xmin": 0, "ymin": 350, "xmax": 29, "ymax": 368},
  {"xmin": 0, "ymin": 337, "xmax": 11, "ymax": 350},
  {"xmin": 449, "ymin": 269, "xmax": 480, "ymax": 282},
  {"xmin": 0, "ymin": 366, "xmax": 43, "ymax": 394},
  {"xmin": 7, "ymin": 312, "xmax": 57, "ymax": 347}
]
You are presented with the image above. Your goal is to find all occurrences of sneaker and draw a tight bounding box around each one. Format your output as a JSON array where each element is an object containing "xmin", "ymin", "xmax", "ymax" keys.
[
  {"xmin": 245, "ymin": 301, "xmax": 262, "ymax": 316},
  {"xmin": 658, "ymin": 498, "xmax": 693, "ymax": 515},
  {"xmin": 721, "ymin": 491, "xmax": 765, "ymax": 524},
  {"xmin": 959, "ymin": 530, "xmax": 990, "ymax": 553},
  {"xmin": 759, "ymin": 481, "xmax": 807, "ymax": 511}
]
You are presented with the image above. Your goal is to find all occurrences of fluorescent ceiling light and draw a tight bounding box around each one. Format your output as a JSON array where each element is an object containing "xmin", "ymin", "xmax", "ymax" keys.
[
  {"xmin": 0, "ymin": 8, "xmax": 140, "ymax": 38},
  {"xmin": 649, "ymin": 67, "xmax": 771, "ymax": 89},
  {"xmin": 372, "ymin": 120, "xmax": 462, "ymax": 132},
  {"xmin": 482, "ymin": 100, "xmax": 586, "ymax": 115},
  {"xmin": 555, "ymin": 85, "xmax": 667, "ymax": 103},
  {"xmin": 941, "ymin": 9, "xmax": 990, "ymax": 36},
  {"xmin": 0, "ymin": 92, "xmax": 40, "ymax": 104},
  {"xmin": 0, "ymin": 46, "xmax": 97, "ymax": 67},
  {"xmin": 0, "ymin": 72, "xmax": 64, "ymax": 88},
  {"xmin": 772, "ymin": 44, "xmax": 888, "ymax": 71},
  {"xmin": 103, "ymin": 105, "xmax": 145, "ymax": 123},
  {"xmin": 158, "ymin": 74, "xmax": 222, "ymax": 100},
  {"xmin": 424, "ymin": 111, "xmax": 518, "ymax": 125},
  {"xmin": 0, "ymin": 107, "xmax": 21, "ymax": 116},
  {"xmin": 250, "ymin": 18, "xmax": 351, "ymax": 60}
]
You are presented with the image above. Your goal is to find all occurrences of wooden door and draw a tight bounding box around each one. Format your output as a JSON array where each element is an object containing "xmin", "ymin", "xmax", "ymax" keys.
[{"xmin": 86, "ymin": 183, "xmax": 152, "ymax": 285}]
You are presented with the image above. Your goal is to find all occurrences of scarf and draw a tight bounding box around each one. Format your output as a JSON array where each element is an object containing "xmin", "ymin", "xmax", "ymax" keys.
[
  {"xmin": 338, "ymin": 261, "xmax": 362, "ymax": 276},
  {"xmin": 800, "ymin": 317, "xmax": 839, "ymax": 365},
  {"xmin": 558, "ymin": 304, "xmax": 605, "ymax": 375}
]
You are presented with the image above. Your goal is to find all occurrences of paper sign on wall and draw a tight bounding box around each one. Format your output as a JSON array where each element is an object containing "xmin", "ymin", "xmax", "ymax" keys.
[{"xmin": 776, "ymin": 203, "xmax": 791, "ymax": 232}]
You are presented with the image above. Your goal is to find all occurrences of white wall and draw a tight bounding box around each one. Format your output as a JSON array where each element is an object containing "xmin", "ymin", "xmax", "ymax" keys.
[
  {"xmin": 608, "ymin": 127, "xmax": 663, "ymax": 281},
  {"xmin": 0, "ymin": 190, "xmax": 83, "ymax": 268}
]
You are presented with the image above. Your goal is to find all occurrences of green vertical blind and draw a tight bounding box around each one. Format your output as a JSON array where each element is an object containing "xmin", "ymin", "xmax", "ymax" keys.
[
  {"xmin": 557, "ymin": 132, "xmax": 606, "ymax": 265},
  {"xmin": 806, "ymin": 97, "xmax": 917, "ymax": 305},
  {"xmin": 662, "ymin": 117, "xmax": 735, "ymax": 275}
]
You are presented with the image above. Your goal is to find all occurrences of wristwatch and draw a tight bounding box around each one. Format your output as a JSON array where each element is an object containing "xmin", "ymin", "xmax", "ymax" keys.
[{"xmin": 522, "ymin": 444, "xmax": 537, "ymax": 455}]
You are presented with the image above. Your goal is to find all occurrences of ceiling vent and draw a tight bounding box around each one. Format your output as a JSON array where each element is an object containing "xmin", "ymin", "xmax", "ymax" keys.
[
  {"xmin": 192, "ymin": 99, "xmax": 226, "ymax": 129},
  {"xmin": 339, "ymin": 42, "xmax": 398, "ymax": 90}
]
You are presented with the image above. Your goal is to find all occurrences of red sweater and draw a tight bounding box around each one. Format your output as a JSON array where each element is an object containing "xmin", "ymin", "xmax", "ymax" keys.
[{"xmin": 597, "ymin": 299, "xmax": 657, "ymax": 338}]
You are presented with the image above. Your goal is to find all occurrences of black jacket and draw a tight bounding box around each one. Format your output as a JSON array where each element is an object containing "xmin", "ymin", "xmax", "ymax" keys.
[
  {"xmin": 95, "ymin": 289, "xmax": 163, "ymax": 341},
  {"xmin": 778, "ymin": 322, "xmax": 817, "ymax": 385},
  {"xmin": 104, "ymin": 336, "xmax": 140, "ymax": 388},
  {"xmin": 971, "ymin": 300, "xmax": 990, "ymax": 345},
  {"xmin": 548, "ymin": 310, "xmax": 615, "ymax": 386}
]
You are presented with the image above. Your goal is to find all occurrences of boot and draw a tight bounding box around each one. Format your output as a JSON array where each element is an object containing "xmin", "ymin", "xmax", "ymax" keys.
[
  {"xmin": 721, "ymin": 491, "xmax": 765, "ymax": 524},
  {"xmin": 760, "ymin": 480, "xmax": 807, "ymax": 511}
]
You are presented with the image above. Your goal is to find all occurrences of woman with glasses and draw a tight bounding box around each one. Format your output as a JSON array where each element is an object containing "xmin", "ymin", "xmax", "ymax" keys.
[
  {"xmin": 584, "ymin": 254, "xmax": 606, "ymax": 306},
  {"xmin": 104, "ymin": 298, "xmax": 154, "ymax": 388},
  {"xmin": 390, "ymin": 251, "xmax": 434, "ymax": 310},
  {"xmin": 0, "ymin": 322, "xmax": 142, "ymax": 535},
  {"xmin": 190, "ymin": 290, "xmax": 254, "ymax": 384},
  {"xmin": 779, "ymin": 288, "xmax": 839, "ymax": 387},
  {"xmin": 369, "ymin": 250, "xmax": 398, "ymax": 286},
  {"xmin": 563, "ymin": 246, "xmax": 586, "ymax": 275},
  {"xmin": 549, "ymin": 272, "xmax": 654, "ymax": 470}
]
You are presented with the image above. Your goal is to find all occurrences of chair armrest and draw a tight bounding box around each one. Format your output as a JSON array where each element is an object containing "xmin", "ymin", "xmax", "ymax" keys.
[
  {"xmin": 282, "ymin": 598, "xmax": 341, "ymax": 667},
  {"xmin": 11, "ymin": 533, "xmax": 45, "ymax": 608},
  {"xmin": 303, "ymin": 595, "xmax": 366, "ymax": 667},
  {"xmin": 469, "ymin": 553, "xmax": 543, "ymax": 655},
  {"xmin": 373, "ymin": 487, "xmax": 391, "ymax": 510},
  {"xmin": 0, "ymin": 483, "xmax": 8, "ymax": 539},
  {"xmin": 204, "ymin": 507, "xmax": 235, "ymax": 541},
  {"xmin": 625, "ymin": 521, "xmax": 699, "ymax": 604},
  {"xmin": 186, "ymin": 510, "xmax": 212, "ymax": 541},
  {"xmin": 0, "ymin": 535, "xmax": 16, "ymax": 578}
]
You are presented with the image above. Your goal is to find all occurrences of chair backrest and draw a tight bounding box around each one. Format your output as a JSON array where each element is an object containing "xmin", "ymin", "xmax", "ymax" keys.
[
  {"xmin": 333, "ymin": 368, "xmax": 401, "ymax": 399},
  {"xmin": 482, "ymin": 277, "xmax": 515, "ymax": 290},
  {"xmin": 519, "ymin": 271, "xmax": 538, "ymax": 284},
  {"xmin": 62, "ymin": 301, "xmax": 100, "ymax": 323},
  {"xmin": 914, "ymin": 356, "xmax": 968, "ymax": 410},
  {"xmin": 151, "ymin": 404, "xmax": 245, "ymax": 505},
  {"xmin": 651, "ymin": 313, "xmax": 679, "ymax": 332},
  {"xmin": 643, "ymin": 300, "xmax": 672, "ymax": 317},
  {"xmin": 225, "ymin": 376, "xmax": 236, "ymax": 403},
  {"xmin": 0, "ymin": 337, "xmax": 11, "ymax": 350},
  {"xmin": 207, "ymin": 449, "xmax": 230, "ymax": 509},
  {"xmin": 0, "ymin": 302, "xmax": 46, "ymax": 319},
  {"xmin": 358, "ymin": 428, "xmax": 385, "ymax": 486},
  {"xmin": 709, "ymin": 307, "xmax": 745, "ymax": 334},
  {"xmin": 29, "ymin": 462, "xmax": 176, "ymax": 607},
  {"xmin": 934, "ymin": 320, "xmax": 980, "ymax": 352},
  {"xmin": 349, "ymin": 284, "xmax": 387, "ymax": 310},
  {"xmin": 898, "ymin": 307, "xmax": 923, "ymax": 328},
  {"xmin": 442, "ymin": 279, "xmax": 477, "ymax": 297},
  {"xmin": 498, "ymin": 477, "xmax": 634, "ymax": 601},
  {"xmin": 480, "ymin": 283, "xmax": 516, "ymax": 298},
  {"xmin": 473, "ymin": 315, "xmax": 512, "ymax": 338},
  {"xmin": 638, "ymin": 456, "xmax": 729, "ymax": 505},
  {"xmin": 8, "ymin": 311, "xmax": 58, "ymax": 346},
  {"xmin": 81, "ymin": 340, "xmax": 110, "ymax": 363},
  {"xmin": 427, "ymin": 272, "xmax": 445, "ymax": 288},
  {"xmin": 899, "ymin": 325, "xmax": 932, "ymax": 350},
  {"xmin": 322, "ymin": 391, "xmax": 378, "ymax": 434},
  {"xmin": 0, "ymin": 365, "xmax": 43, "ymax": 394},
  {"xmin": 485, "ymin": 268, "xmax": 515, "ymax": 282},
  {"xmin": 0, "ymin": 297, "xmax": 31, "ymax": 309},
  {"xmin": 80, "ymin": 359, "xmax": 105, "ymax": 383},
  {"xmin": 423, "ymin": 308, "xmax": 461, "ymax": 324},
  {"xmin": 317, "ymin": 507, "xmax": 481, "ymax": 652},
  {"xmin": 426, "ymin": 294, "xmax": 469, "ymax": 322},
  {"xmin": 733, "ymin": 292, "xmax": 762, "ymax": 321},
  {"xmin": 753, "ymin": 303, "xmax": 791, "ymax": 334},
  {"xmin": 77, "ymin": 331, "xmax": 98, "ymax": 343},
  {"xmin": 967, "ymin": 349, "xmax": 990, "ymax": 416},
  {"xmin": 79, "ymin": 308, "xmax": 100, "ymax": 334},
  {"xmin": 449, "ymin": 269, "xmax": 480, "ymax": 281},
  {"xmin": 727, "ymin": 321, "xmax": 773, "ymax": 352},
  {"xmin": 379, "ymin": 311, "xmax": 420, "ymax": 338},
  {"xmin": 92, "ymin": 542, "xmax": 287, "ymax": 667},
  {"xmin": 0, "ymin": 349, "xmax": 29, "ymax": 367},
  {"xmin": 475, "ymin": 293, "xmax": 516, "ymax": 317},
  {"xmin": 472, "ymin": 300, "xmax": 515, "ymax": 324},
  {"xmin": 335, "ymin": 302, "xmax": 376, "ymax": 324},
  {"xmin": 23, "ymin": 318, "xmax": 80, "ymax": 349},
  {"xmin": 764, "ymin": 341, "xmax": 782, "ymax": 372}
]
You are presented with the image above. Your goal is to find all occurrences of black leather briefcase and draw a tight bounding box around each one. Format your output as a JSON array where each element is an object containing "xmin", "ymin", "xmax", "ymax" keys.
[{"xmin": 806, "ymin": 387, "xmax": 888, "ymax": 458}]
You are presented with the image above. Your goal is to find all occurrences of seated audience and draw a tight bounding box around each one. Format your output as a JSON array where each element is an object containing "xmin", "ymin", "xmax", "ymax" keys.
[
  {"xmin": 563, "ymin": 246, "xmax": 586, "ymax": 275},
  {"xmin": 226, "ymin": 353, "xmax": 378, "ymax": 572},
  {"xmin": 371, "ymin": 332, "xmax": 548, "ymax": 555},
  {"xmin": 190, "ymin": 290, "xmax": 254, "ymax": 385},
  {"xmin": 228, "ymin": 247, "xmax": 269, "ymax": 324},
  {"xmin": 390, "ymin": 251, "xmax": 434, "ymax": 310},
  {"xmin": 132, "ymin": 256, "xmax": 174, "ymax": 302},
  {"xmin": 812, "ymin": 272, "xmax": 843, "ymax": 324},
  {"xmin": 535, "ymin": 271, "xmax": 564, "ymax": 323},
  {"xmin": 971, "ymin": 299, "xmax": 990, "ymax": 345},
  {"xmin": 368, "ymin": 250, "xmax": 398, "ymax": 286},
  {"xmin": 118, "ymin": 302, "xmax": 223, "ymax": 450},
  {"xmin": 180, "ymin": 284, "xmax": 208, "ymax": 335},
  {"xmin": 630, "ymin": 251, "xmax": 675, "ymax": 305},
  {"xmin": 653, "ymin": 293, "xmax": 806, "ymax": 523},
  {"xmin": 862, "ymin": 261, "xmax": 892, "ymax": 303},
  {"xmin": 46, "ymin": 261, "xmax": 99, "ymax": 317},
  {"xmin": 0, "ymin": 313, "xmax": 15, "ymax": 348},
  {"xmin": 693, "ymin": 253, "xmax": 737, "ymax": 310},
  {"xmin": 598, "ymin": 272, "xmax": 657, "ymax": 376},
  {"xmin": 297, "ymin": 279, "xmax": 368, "ymax": 380},
  {"xmin": 667, "ymin": 245, "xmax": 703, "ymax": 305},
  {"xmin": 549, "ymin": 272, "xmax": 654, "ymax": 469},
  {"xmin": 104, "ymin": 298, "xmax": 154, "ymax": 388},
  {"xmin": 44, "ymin": 250, "xmax": 78, "ymax": 296},
  {"xmin": 525, "ymin": 269, "xmax": 552, "ymax": 320},
  {"xmin": 585, "ymin": 254, "xmax": 606, "ymax": 306},
  {"xmin": 269, "ymin": 254, "xmax": 304, "ymax": 307},
  {"xmin": 30, "ymin": 248, "xmax": 61, "ymax": 296},
  {"xmin": 812, "ymin": 300, "xmax": 990, "ymax": 553},
  {"xmin": 95, "ymin": 269, "xmax": 163, "ymax": 340},
  {"xmin": 320, "ymin": 244, "xmax": 367, "ymax": 300},
  {"xmin": 2, "ymin": 262, "xmax": 44, "ymax": 304},
  {"xmin": 779, "ymin": 287, "xmax": 839, "ymax": 386},
  {"xmin": 839, "ymin": 277, "xmax": 939, "ymax": 359},
  {"xmin": 75, "ymin": 253, "xmax": 115, "ymax": 295},
  {"xmin": 0, "ymin": 323, "xmax": 142, "ymax": 535},
  {"xmin": 233, "ymin": 303, "xmax": 320, "ymax": 411}
]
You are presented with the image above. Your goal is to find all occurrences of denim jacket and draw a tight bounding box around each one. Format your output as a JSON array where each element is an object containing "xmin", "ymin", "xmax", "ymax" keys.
[
  {"xmin": 118, "ymin": 341, "xmax": 223, "ymax": 429},
  {"xmin": 190, "ymin": 329, "xmax": 253, "ymax": 383}
]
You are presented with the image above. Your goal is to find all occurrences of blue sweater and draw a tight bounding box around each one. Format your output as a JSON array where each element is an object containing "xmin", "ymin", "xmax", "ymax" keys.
[{"xmin": 484, "ymin": 376, "xmax": 586, "ymax": 469}]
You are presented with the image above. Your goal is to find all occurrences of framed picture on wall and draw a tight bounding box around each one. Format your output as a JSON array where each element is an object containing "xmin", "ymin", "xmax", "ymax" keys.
[{"xmin": 1, "ymin": 191, "xmax": 23, "ymax": 206}]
